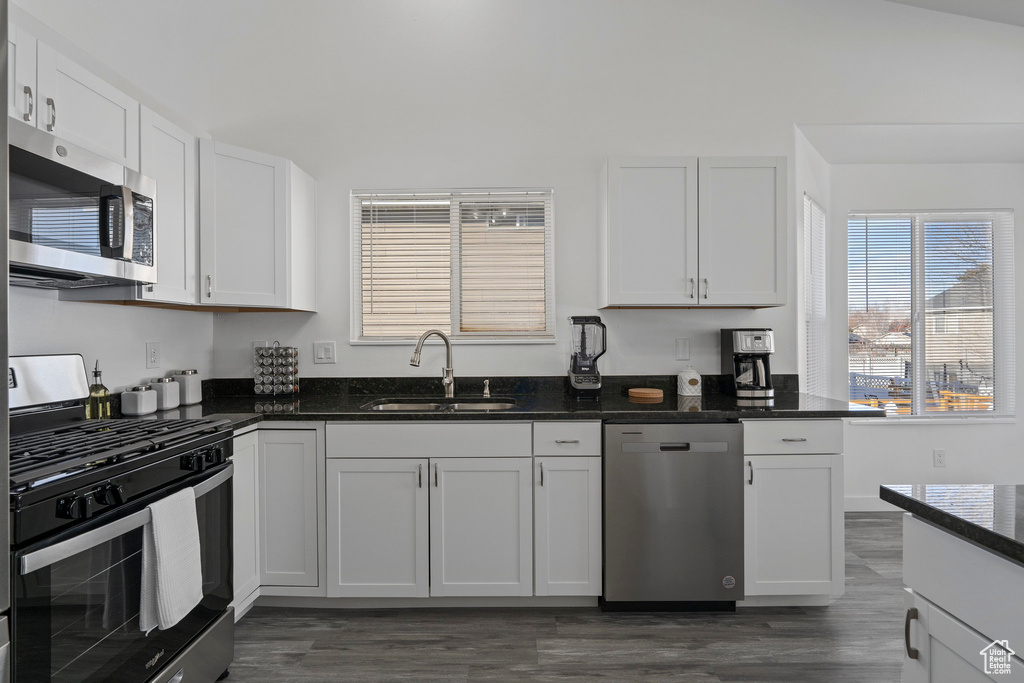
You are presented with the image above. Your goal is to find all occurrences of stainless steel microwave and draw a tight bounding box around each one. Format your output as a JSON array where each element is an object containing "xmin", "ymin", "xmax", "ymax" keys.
[{"xmin": 8, "ymin": 120, "xmax": 157, "ymax": 288}]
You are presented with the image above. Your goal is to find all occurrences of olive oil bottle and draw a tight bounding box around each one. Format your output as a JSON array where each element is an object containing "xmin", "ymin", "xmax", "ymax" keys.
[{"xmin": 86, "ymin": 360, "xmax": 111, "ymax": 420}]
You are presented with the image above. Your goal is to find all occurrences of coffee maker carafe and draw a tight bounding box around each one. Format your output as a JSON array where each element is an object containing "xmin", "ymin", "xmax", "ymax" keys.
[
  {"xmin": 721, "ymin": 329, "xmax": 775, "ymax": 401},
  {"xmin": 569, "ymin": 316, "xmax": 606, "ymax": 398}
]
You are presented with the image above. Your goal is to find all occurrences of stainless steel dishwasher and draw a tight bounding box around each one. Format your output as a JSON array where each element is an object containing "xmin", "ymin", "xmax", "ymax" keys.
[{"xmin": 603, "ymin": 422, "xmax": 744, "ymax": 607}]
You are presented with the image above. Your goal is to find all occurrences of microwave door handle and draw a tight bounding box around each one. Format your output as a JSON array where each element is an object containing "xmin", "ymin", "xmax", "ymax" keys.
[
  {"xmin": 120, "ymin": 186, "xmax": 135, "ymax": 260},
  {"xmin": 19, "ymin": 463, "xmax": 233, "ymax": 575}
]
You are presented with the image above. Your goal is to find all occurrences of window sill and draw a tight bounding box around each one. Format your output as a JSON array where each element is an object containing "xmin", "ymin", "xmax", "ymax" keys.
[
  {"xmin": 350, "ymin": 337, "xmax": 557, "ymax": 346},
  {"xmin": 847, "ymin": 416, "xmax": 1015, "ymax": 425}
]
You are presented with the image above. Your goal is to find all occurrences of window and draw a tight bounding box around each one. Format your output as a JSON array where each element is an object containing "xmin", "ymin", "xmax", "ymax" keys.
[
  {"xmin": 352, "ymin": 190, "xmax": 554, "ymax": 341},
  {"xmin": 803, "ymin": 194, "xmax": 827, "ymax": 396},
  {"xmin": 848, "ymin": 211, "xmax": 1014, "ymax": 416}
]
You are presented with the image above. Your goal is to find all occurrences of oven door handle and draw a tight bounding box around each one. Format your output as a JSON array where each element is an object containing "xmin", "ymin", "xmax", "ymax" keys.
[{"xmin": 20, "ymin": 464, "xmax": 233, "ymax": 576}]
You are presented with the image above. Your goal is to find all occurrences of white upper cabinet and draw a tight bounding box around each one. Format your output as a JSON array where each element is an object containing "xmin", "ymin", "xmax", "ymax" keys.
[
  {"xmin": 138, "ymin": 106, "xmax": 198, "ymax": 304},
  {"xmin": 600, "ymin": 156, "xmax": 786, "ymax": 307},
  {"xmin": 199, "ymin": 139, "xmax": 317, "ymax": 311},
  {"xmin": 8, "ymin": 25, "xmax": 37, "ymax": 126}
]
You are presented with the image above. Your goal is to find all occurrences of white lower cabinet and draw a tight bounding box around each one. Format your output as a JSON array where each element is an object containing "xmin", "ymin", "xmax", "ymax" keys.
[
  {"xmin": 326, "ymin": 458, "xmax": 429, "ymax": 598},
  {"xmin": 259, "ymin": 429, "xmax": 320, "ymax": 587},
  {"xmin": 743, "ymin": 453, "xmax": 843, "ymax": 597},
  {"xmin": 534, "ymin": 456, "xmax": 602, "ymax": 596},
  {"xmin": 903, "ymin": 588, "xmax": 1024, "ymax": 683},
  {"xmin": 230, "ymin": 430, "xmax": 260, "ymax": 617},
  {"xmin": 430, "ymin": 457, "xmax": 533, "ymax": 597}
]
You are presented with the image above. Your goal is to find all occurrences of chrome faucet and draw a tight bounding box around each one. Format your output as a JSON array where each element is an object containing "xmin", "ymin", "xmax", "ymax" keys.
[{"xmin": 410, "ymin": 329, "xmax": 455, "ymax": 398}]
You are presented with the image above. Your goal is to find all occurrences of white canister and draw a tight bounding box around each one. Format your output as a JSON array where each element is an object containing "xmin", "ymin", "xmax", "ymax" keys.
[
  {"xmin": 121, "ymin": 385, "xmax": 158, "ymax": 416},
  {"xmin": 149, "ymin": 377, "xmax": 181, "ymax": 410},
  {"xmin": 677, "ymin": 366, "xmax": 702, "ymax": 396},
  {"xmin": 172, "ymin": 369, "xmax": 203, "ymax": 405}
]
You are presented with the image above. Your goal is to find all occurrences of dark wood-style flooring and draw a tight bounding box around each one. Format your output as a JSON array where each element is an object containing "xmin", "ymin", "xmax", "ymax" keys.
[{"xmin": 231, "ymin": 512, "xmax": 904, "ymax": 682}]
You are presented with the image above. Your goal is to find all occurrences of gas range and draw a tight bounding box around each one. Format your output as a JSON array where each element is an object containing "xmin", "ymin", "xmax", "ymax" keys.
[{"xmin": 10, "ymin": 416, "xmax": 232, "ymax": 547}]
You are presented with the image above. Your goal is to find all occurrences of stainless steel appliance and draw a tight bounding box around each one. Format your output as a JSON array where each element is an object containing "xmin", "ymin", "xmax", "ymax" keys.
[
  {"xmin": 568, "ymin": 316, "xmax": 606, "ymax": 398},
  {"xmin": 604, "ymin": 423, "xmax": 744, "ymax": 608},
  {"xmin": 721, "ymin": 328, "xmax": 775, "ymax": 401},
  {"xmin": 8, "ymin": 354, "xmax": 234, "ymax": 682},
  {"xmin": 8, "ymin": 120, "xmax": 157, "ymax": 289},
  {"xmin": 1, "ymin": 2, "xmax": 12, "ymax": 677}
]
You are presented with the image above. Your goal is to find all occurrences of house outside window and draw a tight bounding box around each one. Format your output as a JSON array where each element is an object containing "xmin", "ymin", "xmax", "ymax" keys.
[
  {"xmin": 351, "ymin": 190, "xmax": 555, "ymax": 342},
  {"xmin": 848, "ymin": 211, "xmax": 1014, "ymax": 416}
]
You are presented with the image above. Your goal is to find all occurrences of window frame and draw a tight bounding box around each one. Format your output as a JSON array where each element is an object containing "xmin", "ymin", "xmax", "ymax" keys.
[
  {"xmin": 350, "ymin": 188, "xmax": 556, "ymax": 345},
  {"xmin": 847, "ymin": 209, "xmax": 1015, "ymax": 419}
]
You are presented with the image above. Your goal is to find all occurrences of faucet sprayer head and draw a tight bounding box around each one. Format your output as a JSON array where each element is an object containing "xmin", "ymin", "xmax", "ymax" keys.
[{"xmin": 409, "ymin": 351, "xmax": 421, "ymax": 367}]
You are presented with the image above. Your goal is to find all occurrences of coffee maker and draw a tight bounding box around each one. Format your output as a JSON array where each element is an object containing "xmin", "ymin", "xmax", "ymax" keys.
[
  {"xmin": 721, "ymin": 328, "xmax": 775, "ymax": 401},
  {"xmin": 569, "ymin": 316, "xmax": 606, "ymax": 398}
]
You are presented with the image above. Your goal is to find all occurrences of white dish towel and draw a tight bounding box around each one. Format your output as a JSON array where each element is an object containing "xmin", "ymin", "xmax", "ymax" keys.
[{"xmin": 139, "ymin": 487, "xmax": 203, "ymax": 634}]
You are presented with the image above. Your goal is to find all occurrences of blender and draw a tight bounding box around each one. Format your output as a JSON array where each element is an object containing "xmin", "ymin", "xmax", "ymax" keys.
[{"xmin": 568, "ymin": 316, "xmax": 606, "ymax": 398}]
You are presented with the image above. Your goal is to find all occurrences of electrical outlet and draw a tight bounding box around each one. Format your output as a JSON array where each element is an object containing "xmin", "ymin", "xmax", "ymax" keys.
[
  {"xmin": 313, "ymin": 341, "xmax": 337, "ymax": 364},
  {"xmin": 933, "ymin": 449, "xmax": 946, "ymax": 467},
  {"xmin": 675, "ymin": 339, "xmax": 690, "ymax": 361},
  {"xmin": 146, "ymin": 342, "xmax": 161, "ymax": 369}
]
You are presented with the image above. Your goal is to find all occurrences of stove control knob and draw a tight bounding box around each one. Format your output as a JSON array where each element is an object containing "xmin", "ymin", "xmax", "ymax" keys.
[
  {"xmin": 58, "ymin": 494, "xmax": 94, "ymax": 520},
  {"xmin": 95, "ymin": 483, "xmax": 126, "ymax": 506},
  {"xmin": 181, "ymin": 453, "xmax": 206, "ymax": 472}
]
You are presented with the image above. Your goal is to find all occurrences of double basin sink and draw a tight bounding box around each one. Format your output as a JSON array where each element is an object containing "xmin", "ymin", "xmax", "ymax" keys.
[{"xmin": 362, "ymin": 398, "xmax": 517, "ymax": 412}]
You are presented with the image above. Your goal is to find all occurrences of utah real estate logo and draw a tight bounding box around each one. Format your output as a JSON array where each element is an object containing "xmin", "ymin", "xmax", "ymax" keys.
[{"xmin": 980, "ymin": 640, "xmax": 1015, "ymax": 675}]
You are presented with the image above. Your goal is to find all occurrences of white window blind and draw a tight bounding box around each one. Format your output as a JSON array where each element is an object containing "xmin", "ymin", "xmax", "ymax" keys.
[
  {"xmin": 848, "ymin": 211, "xmax": 1014, "ymax": 416},
  {"xmin": 803, "ymin": 194, "xmax": 827, "ymax": 397},
  {"xmin": 353, "ymin": 190, "xmax": 554, "ymax": 341}
]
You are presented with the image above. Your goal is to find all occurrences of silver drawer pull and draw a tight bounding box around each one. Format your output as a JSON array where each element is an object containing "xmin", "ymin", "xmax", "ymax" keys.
[
  {"xmin": 782, "ymin": 438, "xmax": 807, "ymax": 442},
  {"xmin": 555, "ymin": 439, "xmax": 580, "ymax": 444}
]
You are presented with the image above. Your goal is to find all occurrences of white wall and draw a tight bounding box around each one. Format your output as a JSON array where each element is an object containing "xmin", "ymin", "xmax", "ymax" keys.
[
  {"xmin": 8, "ymin": 288, "xmax": 214, "ymax": 391},
  {"xmin": 11, "ymin": 0, "xmax": 1024, "ymax": 382},
  {"xmin": 828, "ymin": 163, "xmax": 1024, "ymax": 510}
]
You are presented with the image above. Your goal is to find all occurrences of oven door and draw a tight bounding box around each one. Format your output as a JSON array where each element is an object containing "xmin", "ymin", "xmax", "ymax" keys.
[{"xmin": 12, "ymin": 464, "xmax": 232, "ymax": 683}]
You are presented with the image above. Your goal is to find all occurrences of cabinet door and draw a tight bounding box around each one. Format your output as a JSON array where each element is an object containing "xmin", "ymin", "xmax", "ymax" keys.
[
  {"xmin": 602, "ymin": 157, "xmax": 698, "ymax": 307},
  {"xmin": 35, "ymin": 42, "xmax": 140, "ymax": 169},
  {"xmin": 259, "ymin": 430, "xmax": 319, "ymax": 587},
  {"xmin": 230, "ymin": 431, "xmax": 260, "ymax": 612},
  {"xmin": 903, "ymin": 589, "xmax": 1024, "ymax": 683},
  {"xmin": 697, "ymin": 157, "xmax": 786, "ymax": 306},
  {"xmin": 199, "ymin": 139, "xmax": 287, "ymax": 307},
  {"xmin": 534, "ymin": 456, "xmax": 602, "ymax": 596},
  {"xmin": 139, "ymin": 107, "xmax": 197, "ymax": 304},
  {"xmin": 429, "ymin": 457, "xmax": 533, "ymax": 597},
  {"xmin": 743, "ymin": 453, "xmax": 842, "ymax": 596},
  {"xmin": 326, "ymin": 458, "xmax": 429, "ymax": 598},
  {"xmin": 8, "ymin": 25, "xmax": 37, "ymax": 125}
]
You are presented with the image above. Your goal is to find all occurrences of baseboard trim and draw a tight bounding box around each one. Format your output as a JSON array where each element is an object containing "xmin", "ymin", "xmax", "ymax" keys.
[{"xmin": 254, "ymin": 595, "xmax": 599, "ymax": 610}]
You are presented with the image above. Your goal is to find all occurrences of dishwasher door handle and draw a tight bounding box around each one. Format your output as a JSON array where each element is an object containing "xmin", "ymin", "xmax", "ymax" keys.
[{"xmin": 621, "ymin": 442, "xmax": 729, "ymax": 454}]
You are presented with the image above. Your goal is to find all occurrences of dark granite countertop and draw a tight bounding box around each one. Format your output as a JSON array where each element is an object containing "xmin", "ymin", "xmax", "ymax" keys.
[
  {"xmin": 195, "ymin": 375, "xmax": 882, "ymax": 425},
  {"xmin": 880, "ymin": 484, "xmax": 1024, "ymax": 565}
]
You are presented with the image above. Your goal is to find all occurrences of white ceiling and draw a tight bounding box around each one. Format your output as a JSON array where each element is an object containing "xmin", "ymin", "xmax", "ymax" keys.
[
  {"xmin": 798, "ymin": 123, "xmax": 1024, "ymax": 164},
  {"xmin": 885, "ymin": 0, "xmax": 1024, "ymax": 28}
]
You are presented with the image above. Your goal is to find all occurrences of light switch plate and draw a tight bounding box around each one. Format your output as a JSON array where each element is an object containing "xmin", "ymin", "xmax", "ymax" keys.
[
  {"xmin": 313, "ymin": 341, "xmax": 337, "ymax": 364},
  {"xmin": 146, "ymin": 341, "xmax": 161, "ymax": 369}
]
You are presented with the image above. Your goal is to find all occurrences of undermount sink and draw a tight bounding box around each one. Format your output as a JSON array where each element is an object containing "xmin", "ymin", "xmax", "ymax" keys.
[{"xmin": 362, "ymin": 398, "xmax": 517, "ymax": 412}]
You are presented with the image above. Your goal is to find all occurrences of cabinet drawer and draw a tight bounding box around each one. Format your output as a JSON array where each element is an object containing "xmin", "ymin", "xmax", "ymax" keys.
[
  {"xmin": 327, "ymin": 422, "xmax": 532, "ymax": 458},
  {"xmin": 743, "ymin": 420, "xmax": 842, "ymax": 454},
  {"xmin": 533, "ymin": 422, "xmax": 602, "ymax": 456}
]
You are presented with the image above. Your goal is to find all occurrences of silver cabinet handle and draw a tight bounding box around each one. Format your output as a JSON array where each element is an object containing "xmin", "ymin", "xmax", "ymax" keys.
[
  {"xmin": 46, "ymin": 97, "xmax": 56, "ymax": 131},
  {"xmin": 555, "ymin": 439, "xmax": 579, "ymax": 444},
  {"xmin": 904, "ymin": 608, "xmax": 920, "ymax": 660},
  {"xmin": 748, "ymin": 461, "xmax": 753, "ymax": 485},
  {"xmin": 434, "ymin": 463, "xmax": 439, "ymax": 487},
  {"xmin": 23, "ymin": 85, "xmax": 33, "ymax": 122},
  {"xmin": 206, "ymin": 274, "xmax": 213, "ymax": 298},
  {"xmin": 539, "ymin": 462, "xmax": 544, "ymax": 486},
  {"xmin": 782, "ymin": 438, "xmax": 808, "ymax": 442},
  {"xmin": 418, "ymin": 463, "xmax": 422, "ymax": 488},
  {"xmin": 703, "ymin": 278, "xmax": 709, "ymax": 299},
  {"xmin": 689, "ymin": 277, "xmax": 695, "ymax": 299}
]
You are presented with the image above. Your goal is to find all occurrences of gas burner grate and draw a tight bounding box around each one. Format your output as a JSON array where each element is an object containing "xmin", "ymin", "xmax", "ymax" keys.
[{"xmin": 9, "ymin": 419, "xmax": 229, "ymax": 488}]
